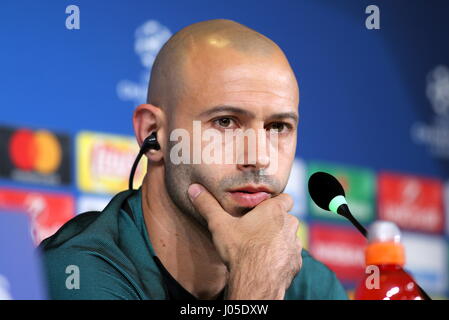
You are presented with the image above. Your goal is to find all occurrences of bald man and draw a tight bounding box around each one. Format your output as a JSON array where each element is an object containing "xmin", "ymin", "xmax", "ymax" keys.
[{"xmin": 40, "ymin": 19, "xmax": 347, "ymax": 300}]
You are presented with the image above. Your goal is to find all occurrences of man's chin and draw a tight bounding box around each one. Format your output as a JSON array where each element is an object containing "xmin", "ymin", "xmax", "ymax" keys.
[
  {"xmin": 224, "ymin": 204, "xmax": 255, "ymax": 217},
  {"xmin": 238, "ymin": 206, "xmax": 254, "ymax": 216}
]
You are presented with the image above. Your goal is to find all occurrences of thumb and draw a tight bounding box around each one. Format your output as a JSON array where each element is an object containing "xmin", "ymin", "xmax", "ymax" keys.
[{"xmin": 188, "ymin": 183, "xmax": 228, "ymax": 229}]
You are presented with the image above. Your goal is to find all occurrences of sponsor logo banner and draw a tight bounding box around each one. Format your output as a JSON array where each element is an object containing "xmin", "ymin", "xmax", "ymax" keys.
[
  {"xmin": 402, "ymin": 232, "xmax": 447, "ymax": 295},
  {"xmin": 310, "ymin": 224, "xmax": 367, "ymax": 284},
  {"xmin": 0, "ymin": 188, "xmax": 74, "ymax": 245},
  {"xmin": 76, "ymin": 131, "xmax": 146, "ymax": 194},
  {"xmin": 378, "ymin": 172, "xmax": 444, "ymax": 233},
  {"xmin": 307, "ymin": 162, "xmax": 376, "ymax": 224},
  {"xmin": 0, "ymin": 126, "xmax": 71, "ymax": 186}
]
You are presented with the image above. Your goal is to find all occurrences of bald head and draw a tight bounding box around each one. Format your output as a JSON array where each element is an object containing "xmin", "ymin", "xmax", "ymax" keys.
[
  {"xmin": 137, "ymin": 19, "xmax": 300, "ymax": 223},
  {"xmin": 147, "ymin": 19, "xmax": 297, "ymax": 111}
]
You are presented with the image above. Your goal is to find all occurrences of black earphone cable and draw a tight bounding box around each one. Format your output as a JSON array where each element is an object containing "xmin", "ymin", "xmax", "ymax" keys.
[
  {"xmin": 129, "ymin": 148, "xmax": 145, "ymax": 190},
  {"xmin": 129, "ymin": 132, "xmax": 160, "ymax": 190}
]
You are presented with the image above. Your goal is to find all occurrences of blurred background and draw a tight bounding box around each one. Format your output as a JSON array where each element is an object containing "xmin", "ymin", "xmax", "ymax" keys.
[{"xmin": 0, "ymin": 0, "xmax": 448, "ymax": 299}]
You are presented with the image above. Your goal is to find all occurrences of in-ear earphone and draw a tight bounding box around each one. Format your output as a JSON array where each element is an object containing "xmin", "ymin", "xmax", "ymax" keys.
[
  {"xmin": 129, "ymin": 132, "xmax": 160, "ymax": 190},
  {"xmin": 141, "ymin": 131, "xmax": 161, "ymax": 153}
]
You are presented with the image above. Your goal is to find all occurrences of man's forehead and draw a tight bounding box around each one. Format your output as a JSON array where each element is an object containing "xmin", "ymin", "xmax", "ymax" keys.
[
  {"xmin": 176, "ymin": 53, "xmax": 299, "ymax": 120},
  {"xmin": 183, "ymin": 61, "xmax": 299, "ymax": 107}
]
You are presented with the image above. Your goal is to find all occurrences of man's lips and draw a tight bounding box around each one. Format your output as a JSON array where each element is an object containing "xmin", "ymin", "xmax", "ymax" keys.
[{"xmin": 228, "ymin": 186, "xmax": 272, "ymax": 208}]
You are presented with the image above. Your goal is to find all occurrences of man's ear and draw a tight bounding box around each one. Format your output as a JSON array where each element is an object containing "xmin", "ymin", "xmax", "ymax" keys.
[{"xmin": 133, "ymin": 104, "xmax": 165, "ymax": 162}]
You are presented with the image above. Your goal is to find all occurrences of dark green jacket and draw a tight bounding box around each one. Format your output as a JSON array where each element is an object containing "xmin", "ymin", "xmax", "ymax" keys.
[{"xmin": 39, "ymin": 188, "xmax": 348, "ymax": 300}]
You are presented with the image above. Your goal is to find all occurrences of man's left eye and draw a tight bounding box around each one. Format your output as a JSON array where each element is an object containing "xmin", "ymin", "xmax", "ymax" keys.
[{"xmin": 267, "ymin": 122, "xmax": 290, "ymax": 133}]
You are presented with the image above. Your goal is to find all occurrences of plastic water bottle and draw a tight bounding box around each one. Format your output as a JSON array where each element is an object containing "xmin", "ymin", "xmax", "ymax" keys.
[{"xmin": 354, "ymin": 221, "xmax": 426, "ymax": 300}]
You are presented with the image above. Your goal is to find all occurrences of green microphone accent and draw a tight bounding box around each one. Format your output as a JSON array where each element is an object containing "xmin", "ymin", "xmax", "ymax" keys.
[{"xmin": 329, "ymin": 195, "xmax": 347, "ymax": 214}]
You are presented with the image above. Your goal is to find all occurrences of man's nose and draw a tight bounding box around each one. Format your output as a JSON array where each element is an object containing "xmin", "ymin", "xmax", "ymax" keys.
[{"xmin": 236, "ymin": 129, "xmax": 271, "ymax": 172}]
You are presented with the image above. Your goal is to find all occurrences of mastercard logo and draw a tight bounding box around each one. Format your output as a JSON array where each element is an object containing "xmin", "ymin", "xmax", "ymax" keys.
[{"xmin": 8, "ymin": 129, "xmax": 62, "ymax": 174}]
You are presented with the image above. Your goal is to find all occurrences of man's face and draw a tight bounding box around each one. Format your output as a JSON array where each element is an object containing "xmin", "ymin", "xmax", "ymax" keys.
[{"xmin": 164, "ymin": 46, "xmax": 299, "ymax": 226}]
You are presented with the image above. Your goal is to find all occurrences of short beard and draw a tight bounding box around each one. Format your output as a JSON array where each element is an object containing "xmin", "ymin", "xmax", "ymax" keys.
[{"xmin": 164, "ymin": 155, "xmax": 210, "ymax": 231}]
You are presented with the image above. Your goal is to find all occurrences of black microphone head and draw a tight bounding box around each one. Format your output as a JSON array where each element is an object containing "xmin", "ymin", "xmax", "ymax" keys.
[{"xmin": 308, "ymin": 171, "xmax": 346, "ymax": 211}]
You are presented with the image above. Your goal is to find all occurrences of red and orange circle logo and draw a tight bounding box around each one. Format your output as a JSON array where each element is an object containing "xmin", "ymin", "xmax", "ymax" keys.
[{"xmin": 9, "ymin": 129, "xmax": 62, "ymax": 174}]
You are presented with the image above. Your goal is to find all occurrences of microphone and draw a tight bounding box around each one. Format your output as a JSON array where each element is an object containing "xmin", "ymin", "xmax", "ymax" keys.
[
  {"xmin": 307, "ymin": 171, "xmax": 432, "ymax": 300},
  {"xmin": 308, "ymin": 171, "xmax": 367, "ymax": 237}
]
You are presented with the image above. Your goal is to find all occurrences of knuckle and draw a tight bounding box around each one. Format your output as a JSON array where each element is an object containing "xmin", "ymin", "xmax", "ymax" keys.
[
  {"xmin": 284, "ymin": 193, "xmax": 293, "ymax": 202},
  {"xmin": 281, "ymin": 193, "xmax": 293, "ymax": 208},
  {"xmin": 288, "ymin": 214, "xmax": 299, "ymax": 225}
]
